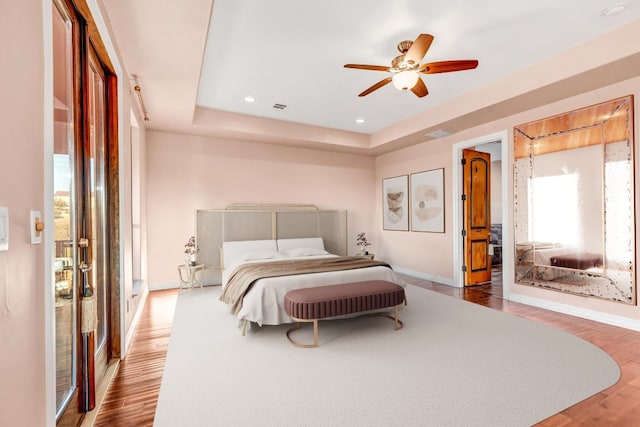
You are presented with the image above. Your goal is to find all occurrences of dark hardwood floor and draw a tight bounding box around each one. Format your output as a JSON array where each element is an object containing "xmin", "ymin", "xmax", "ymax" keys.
[
  {"xmin": 93, "ymin": 290, "xmax": 177, "ymax": 427},
  {"xmin": 93, "ymin": 275, "xmax": 640, "ymax": 426}
]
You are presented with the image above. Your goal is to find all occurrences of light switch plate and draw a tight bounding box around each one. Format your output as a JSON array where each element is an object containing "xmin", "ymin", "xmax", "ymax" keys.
[
  {"xmin": 30, "ymin": 210, "xmax": 42, "ymax": 245},
  {"xmin": 0, "ymin": 207, "xmax": 8, "ymax": 251}
]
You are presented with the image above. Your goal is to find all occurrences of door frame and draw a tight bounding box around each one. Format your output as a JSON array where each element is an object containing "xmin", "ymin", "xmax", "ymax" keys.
[{"xmin": 451, "ymin": 130, "xmax": 510, "ymax": 295}]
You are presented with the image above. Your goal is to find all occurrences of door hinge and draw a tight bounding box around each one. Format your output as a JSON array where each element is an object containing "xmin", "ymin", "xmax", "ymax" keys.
[
  {"xmin": 462, "ymin": 229, "xmax": 467, "ymax": 236},
  {"xmin": 461, "ymin": 158, "xmax": 467, "ymax": 165},
  {"xmin": 461, "ymin": 194, "xmax": 467, "ymax": 201},
  {"xmin": 462, "ymin": 265, "xmax": 468, "ymax": 272}
]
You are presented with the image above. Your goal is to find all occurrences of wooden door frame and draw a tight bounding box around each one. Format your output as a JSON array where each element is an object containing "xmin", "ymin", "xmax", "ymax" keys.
[{"xmin": 451, "ymin": 131, "xmax": 510, "ymax": 294}]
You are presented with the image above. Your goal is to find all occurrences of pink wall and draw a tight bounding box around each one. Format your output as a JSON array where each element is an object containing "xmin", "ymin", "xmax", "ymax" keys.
[
  {"xmin": 0, "ymin": 1, "xmax": 47, "ymax": 426},
  {"xmin": 145, "ymin": 130, "xmax": 376, "ymax": 287},
  {"xmin": 375, "ymin": 139, "xmax": 453, "ymax": 279},
  {"xmin": 375, "ymin": 75, "xmax": 640, "ymax": 325}
]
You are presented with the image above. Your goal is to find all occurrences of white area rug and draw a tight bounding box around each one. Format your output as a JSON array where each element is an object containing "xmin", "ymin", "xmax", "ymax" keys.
[{"xmin": 154, "ymin": 285, "xmax": 619, "ymax": 427}]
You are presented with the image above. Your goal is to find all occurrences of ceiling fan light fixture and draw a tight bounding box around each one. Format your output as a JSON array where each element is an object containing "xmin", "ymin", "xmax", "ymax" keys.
[
  {"xmin": 344, "ymin": 34, "xmax": 477, "ymax": 98},
  {"xmin": 392, "ymin": 71, "xmax": 419, "ymax": 91}
]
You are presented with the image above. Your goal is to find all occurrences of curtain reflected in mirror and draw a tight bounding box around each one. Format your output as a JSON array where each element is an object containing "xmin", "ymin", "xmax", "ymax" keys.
[{"xmin": 514, "ymin": 96, "xmax": 636, "ymax": 304}]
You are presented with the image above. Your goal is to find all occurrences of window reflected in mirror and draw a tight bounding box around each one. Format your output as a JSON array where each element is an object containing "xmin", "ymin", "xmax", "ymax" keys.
[{"xmin": 514, "ymin": 96, "xmax": 635, "ymax": 304}]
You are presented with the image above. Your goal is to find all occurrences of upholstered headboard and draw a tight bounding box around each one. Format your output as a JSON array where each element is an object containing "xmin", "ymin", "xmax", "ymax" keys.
[{"xmin": 195, "ymin": 204, "xmax": 347, "ymax": 284}]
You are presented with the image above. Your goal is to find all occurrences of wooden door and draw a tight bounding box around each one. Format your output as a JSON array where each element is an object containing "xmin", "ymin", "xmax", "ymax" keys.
[{"xmin": 462, "ymin": 149, "xmax": 491, "ymax": 285}]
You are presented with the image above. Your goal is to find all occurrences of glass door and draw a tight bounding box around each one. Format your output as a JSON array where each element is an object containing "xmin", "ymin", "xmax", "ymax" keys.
[
  {"xmin": 85, "ymin": 42, "xmax": 111, "ymax": 393},
  {"xmin": 52, "ymin": 1, "xmax": 80, "ymax": 424},
  {"xmin": 53, "ymin": 0, "xmax": 114, "ymax": 423}
]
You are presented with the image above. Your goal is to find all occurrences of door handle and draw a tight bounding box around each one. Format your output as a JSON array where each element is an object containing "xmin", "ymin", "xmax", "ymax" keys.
[
  {"xmin": 78, "ymin": 237, "xmax": 92, "ymax": 272},
  {"xmin": 79, "ymin": 261, "xmax": 93, "ymax": 273}
]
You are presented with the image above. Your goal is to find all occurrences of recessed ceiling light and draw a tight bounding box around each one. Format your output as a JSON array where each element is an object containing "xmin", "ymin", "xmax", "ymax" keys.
[
  {"xmin": 244, "ymin": 96, "xmax": 255, "ymax": 103},
  {"xmin": 356, "ymin": 118, "xmax": 365, "ymax": 124},
  {"xmin": 602, "ymin": 3, "xmax": 626, "ymax": 16}
]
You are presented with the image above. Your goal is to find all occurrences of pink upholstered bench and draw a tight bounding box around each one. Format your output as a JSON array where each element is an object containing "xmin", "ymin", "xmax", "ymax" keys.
[{"xmin": 284, "ymin": 280, "xmax": 406, "ymax": 348}]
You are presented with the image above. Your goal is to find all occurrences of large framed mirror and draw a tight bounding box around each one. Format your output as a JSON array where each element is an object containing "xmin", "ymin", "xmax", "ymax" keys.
[{"xmin": 514, "ymin": 96, "xmax": 636, "ymax": 304}]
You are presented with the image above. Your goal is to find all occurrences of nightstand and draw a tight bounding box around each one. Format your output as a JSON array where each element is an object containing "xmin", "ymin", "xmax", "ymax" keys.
[
  {"xmin": 177, "ymin": 264, "xmax": 204, "ymax": 291},
  {"xmin": 355, "ymin": 253, "xmax": 375, "ymax": 260}
]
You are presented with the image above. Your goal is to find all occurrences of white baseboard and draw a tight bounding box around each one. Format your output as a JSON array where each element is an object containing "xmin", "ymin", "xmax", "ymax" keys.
[
  {"xmin": 509, "ymin": 292, "xmax": 640, "ymax": 332},
  {"xmin": 150, "ymin": 281, "xmax": 180, "ymax": 291},
  {"xmin": 149, "ymin": 281, "xmax": 220, "ymax": 291},
  {"xmin": 391, "ymin": 265, "xmax": 458, "ymax": 287},
  {"xmin": 123, "ymin": 286, "xmax": 149, "ymax": 357}
]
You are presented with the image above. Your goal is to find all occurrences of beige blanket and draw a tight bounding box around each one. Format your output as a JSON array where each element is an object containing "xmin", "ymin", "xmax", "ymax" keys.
[{"xmin": 219, "ymin": 257, "xmax": 391, "ymax": 315}]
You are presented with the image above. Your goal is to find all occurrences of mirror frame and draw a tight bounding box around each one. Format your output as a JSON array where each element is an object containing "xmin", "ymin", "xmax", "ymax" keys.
[{"xmin": 513, "ymin": 95, "xmax": 636, "ymax": 305}]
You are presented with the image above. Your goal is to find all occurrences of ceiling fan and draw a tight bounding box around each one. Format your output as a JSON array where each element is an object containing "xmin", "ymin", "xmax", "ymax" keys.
[{"xmin": 344, "ymin": 34, "xmax": 478, "ymax": 98}]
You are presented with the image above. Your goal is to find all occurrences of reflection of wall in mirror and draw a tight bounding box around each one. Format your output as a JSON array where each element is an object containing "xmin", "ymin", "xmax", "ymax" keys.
[{"xmin": 529, "ymin": 144, "xmax": 603, "ymax": 254}]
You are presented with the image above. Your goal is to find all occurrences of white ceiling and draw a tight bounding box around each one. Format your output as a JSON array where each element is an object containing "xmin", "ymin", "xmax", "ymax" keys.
[{"xmin": 101, "ymin": 0, "xmax": 640, "ymax": 152}]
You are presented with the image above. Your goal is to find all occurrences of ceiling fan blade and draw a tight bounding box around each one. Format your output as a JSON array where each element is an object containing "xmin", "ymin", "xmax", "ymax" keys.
[
  {"xmin": 344, "ymin": 64, "xmax": 390, "ymax": 72},
  {"xmin": 410, "ymin": 77, "xmax": 428, "ymax": 98},
  {"xmin": 420, "ymin": 60, "xmax": 479, "ymax": 74},
  {"xmin": 358, "ymin": 77, "xmax": 392, "ymax": 97},
  {"xmin": 404, "ymin": 34, "xmax": 434, "ymax": 66}
]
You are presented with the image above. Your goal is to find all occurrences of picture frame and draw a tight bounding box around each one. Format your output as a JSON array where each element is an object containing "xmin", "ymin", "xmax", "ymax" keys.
[
  {"xmin": 382, "ymin": 175, "xmax": 409, "ymax": 231},
  {"xmin": 410, "ymin": 168, "xmax": 445, "ymax": 233}
]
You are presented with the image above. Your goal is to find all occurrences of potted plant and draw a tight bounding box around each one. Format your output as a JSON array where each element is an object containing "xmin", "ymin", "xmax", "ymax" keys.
[
  {"xmin": 184, "ymin": 236, "xmax": 198, "ymax": 266},
  {"xmin": 356, "ymin": 232, "xmax": 371, "ymax": 255}
]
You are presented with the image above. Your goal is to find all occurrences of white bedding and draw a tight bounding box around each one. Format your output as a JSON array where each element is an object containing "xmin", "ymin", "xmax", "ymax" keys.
[
  {"xmin": 221, "ymin": 254, "xmax": 336, "ymax": 287},
  {"xmin": 220, "ymin": 238, "xmax": 403, "ymax": 326}
]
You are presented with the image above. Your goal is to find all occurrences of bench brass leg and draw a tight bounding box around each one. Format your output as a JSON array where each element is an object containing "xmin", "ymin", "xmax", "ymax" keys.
[
  {"xmin": 286, "ymin": 306, "xmax": 404, "ymax": 348},
  {"xmin": 313, "ymin": 319, "xmax": 318, "ymax": 347},
  {"xmin": 394, "ymin": 305, "xmax": 399, "ymax": 330},
  {"xmin": 286, "ymin": 318, "xmax": 319, "ymax": 348},
  {"xmin": 368, "ymin": 305, "xmax": 404, "ymax": 330}
]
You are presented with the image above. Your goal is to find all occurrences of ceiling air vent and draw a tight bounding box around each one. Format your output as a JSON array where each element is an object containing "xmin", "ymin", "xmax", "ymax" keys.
[
  {"xmin": 273, "ymin": 103, "xmax": 287, "ymax": 110},
  {"xmin": 425, "ymin": 129, "xmax": 454, "ymax": 139}
]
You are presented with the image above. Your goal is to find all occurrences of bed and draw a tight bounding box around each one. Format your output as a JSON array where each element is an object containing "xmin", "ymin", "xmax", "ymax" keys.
[{"xmin": 218, "ymin": 237, "xmax": 403, "ymax": 329}]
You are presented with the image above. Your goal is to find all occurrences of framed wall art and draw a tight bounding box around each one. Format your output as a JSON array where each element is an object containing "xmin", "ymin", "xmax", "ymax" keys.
[
  {"xmin": 382, "ymin": 175, "xmax": 409, "ymax": 231},
  {"xmin": 410, "ymin": 168, "xmax": 445, "ymax": 233}
]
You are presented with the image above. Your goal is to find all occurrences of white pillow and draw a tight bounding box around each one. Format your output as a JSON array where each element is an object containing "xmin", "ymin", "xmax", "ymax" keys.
[
  {"xmin": 284, "ymin": 247, "xmax": 329, "ymax": 257},
  {"xmin": 277, "ymin": 237, "xmax": 325, "ymax": 252},
  {"xmin": 238, "ymin": 250, "xmax": 285, "ymax": 262},
  {"xmin": 223, "ymin": 239, "xmax": 277, "ymax": 267}
]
